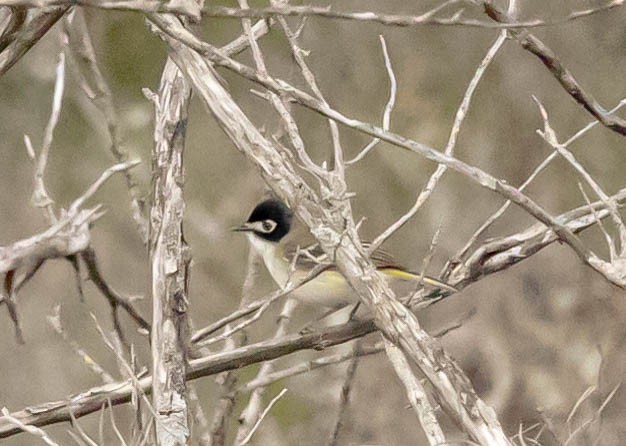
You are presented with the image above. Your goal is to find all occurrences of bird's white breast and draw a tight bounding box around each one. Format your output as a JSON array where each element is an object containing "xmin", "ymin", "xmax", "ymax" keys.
[{"xmin": 245, "ymin": 234, "xmax": 354, "ymax": 308}]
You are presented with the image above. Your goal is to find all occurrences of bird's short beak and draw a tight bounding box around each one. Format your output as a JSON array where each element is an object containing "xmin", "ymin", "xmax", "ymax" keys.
[{"xmin": 230, "ymin": 223, "xmax": 253, "ymax": 233}]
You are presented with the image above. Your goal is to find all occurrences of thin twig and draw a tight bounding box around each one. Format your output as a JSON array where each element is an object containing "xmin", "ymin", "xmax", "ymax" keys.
[
  {"xmin": 207, "ymin": 248, "xmax": 262, "ymax": 446},
  {"xmin": 369, "ymin": 25, "xmax": 507, "ymax": 253},
  {"xmin": 238, "ymin": 388, "xmax": 288, "ymax": 446},
  {"xmin": 199, "ymin": 3, "xmax": 624, "ymax": 29},
  {"xmin": 191, "ymin": 263, "xmax": 327, "ymax": 344},
  {"xmin": 235, "ymin": 298, "xmax": 299, "ymax": 443},
  {"xmin": 346, "ymin": 35, "xmax": 397, "ymax": 165},
  {"xmin": 327, "ymin": 341, "xmax": 361, "ymax": 446},
  {"xmin": 64, "ymin": 9, "xmax": 149, "ymax": 242},
  {"xmin": 47, "ymin": 304, "xmax": 116, "ymax": 384},
  {"xmin": 450, "ymin": 98, "xmax": 626, "ymax": 264},
  {"xmin": 274, "ymin": 8, "xmax": 343, "ymax": 171},
  {"xmin": 534, "ymin": 97, "xmax": 626, "ymax": 256},
  {"xmin": 31, "ymin": 50, "xmax": 65, "ymax": 219}
]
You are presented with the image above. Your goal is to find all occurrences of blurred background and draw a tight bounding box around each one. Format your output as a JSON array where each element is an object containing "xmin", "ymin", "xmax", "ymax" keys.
[{"xmin": 0, "ymin": 0, "xmax": 625, "ymax": 444}]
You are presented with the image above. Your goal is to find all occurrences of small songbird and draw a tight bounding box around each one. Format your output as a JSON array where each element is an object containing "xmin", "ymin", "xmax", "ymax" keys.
[{"xmin": 233, "ymin": 198, "xmax": 456, "ymax": 310}]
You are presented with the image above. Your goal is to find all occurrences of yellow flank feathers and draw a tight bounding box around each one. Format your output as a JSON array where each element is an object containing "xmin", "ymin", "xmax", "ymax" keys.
[
  {"xmin": 380, "ymin": 268, "xmax": 418, "ymax": 281},
  {"xmin": 379, "ymin": 268, "xmax": 457, "ymax": 293}
]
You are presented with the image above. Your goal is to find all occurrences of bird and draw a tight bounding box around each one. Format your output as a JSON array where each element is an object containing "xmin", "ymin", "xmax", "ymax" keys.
[{"xmin": 233, "ymin": 198, "xmax": 457, "ymax": 310}]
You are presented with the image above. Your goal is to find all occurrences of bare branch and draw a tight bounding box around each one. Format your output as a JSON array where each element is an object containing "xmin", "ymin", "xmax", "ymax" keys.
[
  {"xmin": 30, "ymin": 50, "xmax": 65, "ymax": 218},
  {"xmin": 64, "ymin": 9, "xmax": 149, "ymax": 242},
  {"xmin": 0, "ymin": 0, "xmax": 621, "ymax": 28},
  {"xmin": 238, "ymin": 312, "xmax": 469, "ymax": 394},
  {"xmin": 190, "ymin": 263, "xmax": 327, "ymax": 344},
  {"xmin": 238, "ymin": 388, "xmax": 287, "ymax": 446},
  {"xmin": 0, "ymin": 7, "xmax": 27, "ymax": 52},
  {"xmin": 149, "ymin": 57, "xmax": 192, "ymax": 446},
  {"xmin": 484, "ymin": 2, "xmax": 626, "ymax": 136},
  {"xmin": 157, "ymin": 28, "xmax": 511, "ymax": 444},
  {"xmin": 346, "ymin": 35, "xmax": 397, "ymax": 165},
  {"xmin": 445, "ymin": 187, "xmax": 626, "ymax": 288},
  {"xmin": 235, "ymin": 298, "xmax": 299, "ymax": 443},
  {"xmin": 452, "ymin": 98, "xmax": 626, "ymax": 263},
  {"xmin": 239, "ymin": 341, "xmax": 383, "ymax": 393},
  {"xmin": 384, "ymin": 339, "xmax": 445, "ymax": 445},
  {"xmin": 47, "ymin": 304, "xmax": 116, "ymax": 384},
  {"xmin": 0, "ymin": 408, "xmax": 60, "ymax": 446},
  {"xmin": 80, "ymin": 247, "xmax": 150, "ymax": 334},
  {"xmin": 0, "ymin": 319, "xmax": 376, "ymax": 440},
  {"xmin": 327, "ymin": 341, "xmax": 361, "ymax": 446},
  {"xmin": 198, "ymin": 3, "xmax": 624, "ymax": 29},
  {"xmin": 369, "ymin": 27, "xmax": 506, "ymax": 253},
  {"xmin": 534, "ymin": 97, "xmax": 626, "ymax": 255},
  {"xmin": 207, "ymin": 248, "xmax": 262, "ymax": 446},
  {"xmin": 273, "ymin": 7, "xmax": 343, "ymax": 171},
  {"xmin": 0, "ymin": 7, "xmax": 68, "ymax": 76}
]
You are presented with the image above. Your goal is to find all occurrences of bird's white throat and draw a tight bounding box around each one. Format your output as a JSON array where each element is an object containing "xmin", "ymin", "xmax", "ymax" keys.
[{"xmin": 246, "ymin": 233, "xmax": 290, "ymax": 288}]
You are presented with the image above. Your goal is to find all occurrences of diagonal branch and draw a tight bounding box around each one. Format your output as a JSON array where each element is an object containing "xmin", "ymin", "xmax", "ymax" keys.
[
  {"xmin": 483, "ymin": 1, "xmax": 626, "ymax": 136},
  {"xmin": 157, "ymin": 26, "xmax": 511, "ymax": 444},
  {"xmin": 0, "ymin": 6, "xmax": 68, "ymax": 75},
  {"xmin": 150, "ymin": 17, "xmax": 624, "ymax": 288},
  {"xmin": 64, "ymin": 9, "xmax": 149, "ymax": 242},
  {"xmin": 2, "ymin": 184, "xmax": 624, "ymax": 440},
  {"xmin": 0, "ymin": 319, "xmax": 376, "ymax": 440}
]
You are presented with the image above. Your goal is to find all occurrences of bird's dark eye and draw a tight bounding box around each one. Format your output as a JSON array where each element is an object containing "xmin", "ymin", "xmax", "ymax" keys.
[{"xmin": 262, "ymin": 220, "xmax": 275, "ymax": 232}]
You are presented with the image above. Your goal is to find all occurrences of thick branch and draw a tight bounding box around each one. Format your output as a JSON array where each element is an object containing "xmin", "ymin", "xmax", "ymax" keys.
[
  {"xmin": 0, "ymin": 320, "xmax": 375, "ymax": 439},
  {"xmin": 148, "ymin": 58, "xmax": 192, "ymax": 445}
]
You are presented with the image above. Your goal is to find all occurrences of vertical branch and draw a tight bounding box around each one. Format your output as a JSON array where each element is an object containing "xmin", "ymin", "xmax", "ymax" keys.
[
  {"xmin": 327, "ymin": 340, "xmax": 361, "ymax": 446},
  {"xmin": 148, "ymin": 57, "xmax": 192, "ymax": 445}
]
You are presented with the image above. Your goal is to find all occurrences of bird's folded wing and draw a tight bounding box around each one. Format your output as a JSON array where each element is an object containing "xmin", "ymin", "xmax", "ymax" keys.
[{"xmin": 284, "ymin": 241, "xmax": 456, "ymax": 293}]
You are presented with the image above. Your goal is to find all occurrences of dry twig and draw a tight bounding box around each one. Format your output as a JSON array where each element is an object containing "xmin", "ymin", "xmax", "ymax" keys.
[
  {"xmin": 0, "ymin": 6, "xmax": 68, "ymax": 75},
  {"xmin": 484, "ymin": 1, "xmax": 626, "ymax": 136}
]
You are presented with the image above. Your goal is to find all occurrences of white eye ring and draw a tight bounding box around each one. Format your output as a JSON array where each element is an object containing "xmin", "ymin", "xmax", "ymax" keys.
[{"xmin": 261, "ymin": 219, "xmax": 277, "ymax": 233}]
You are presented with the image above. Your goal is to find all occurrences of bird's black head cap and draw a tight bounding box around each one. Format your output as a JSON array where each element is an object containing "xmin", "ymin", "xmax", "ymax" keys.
[{"xmin": 246, "ymin": 199, "xmax": 293, "ymax": 242}]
